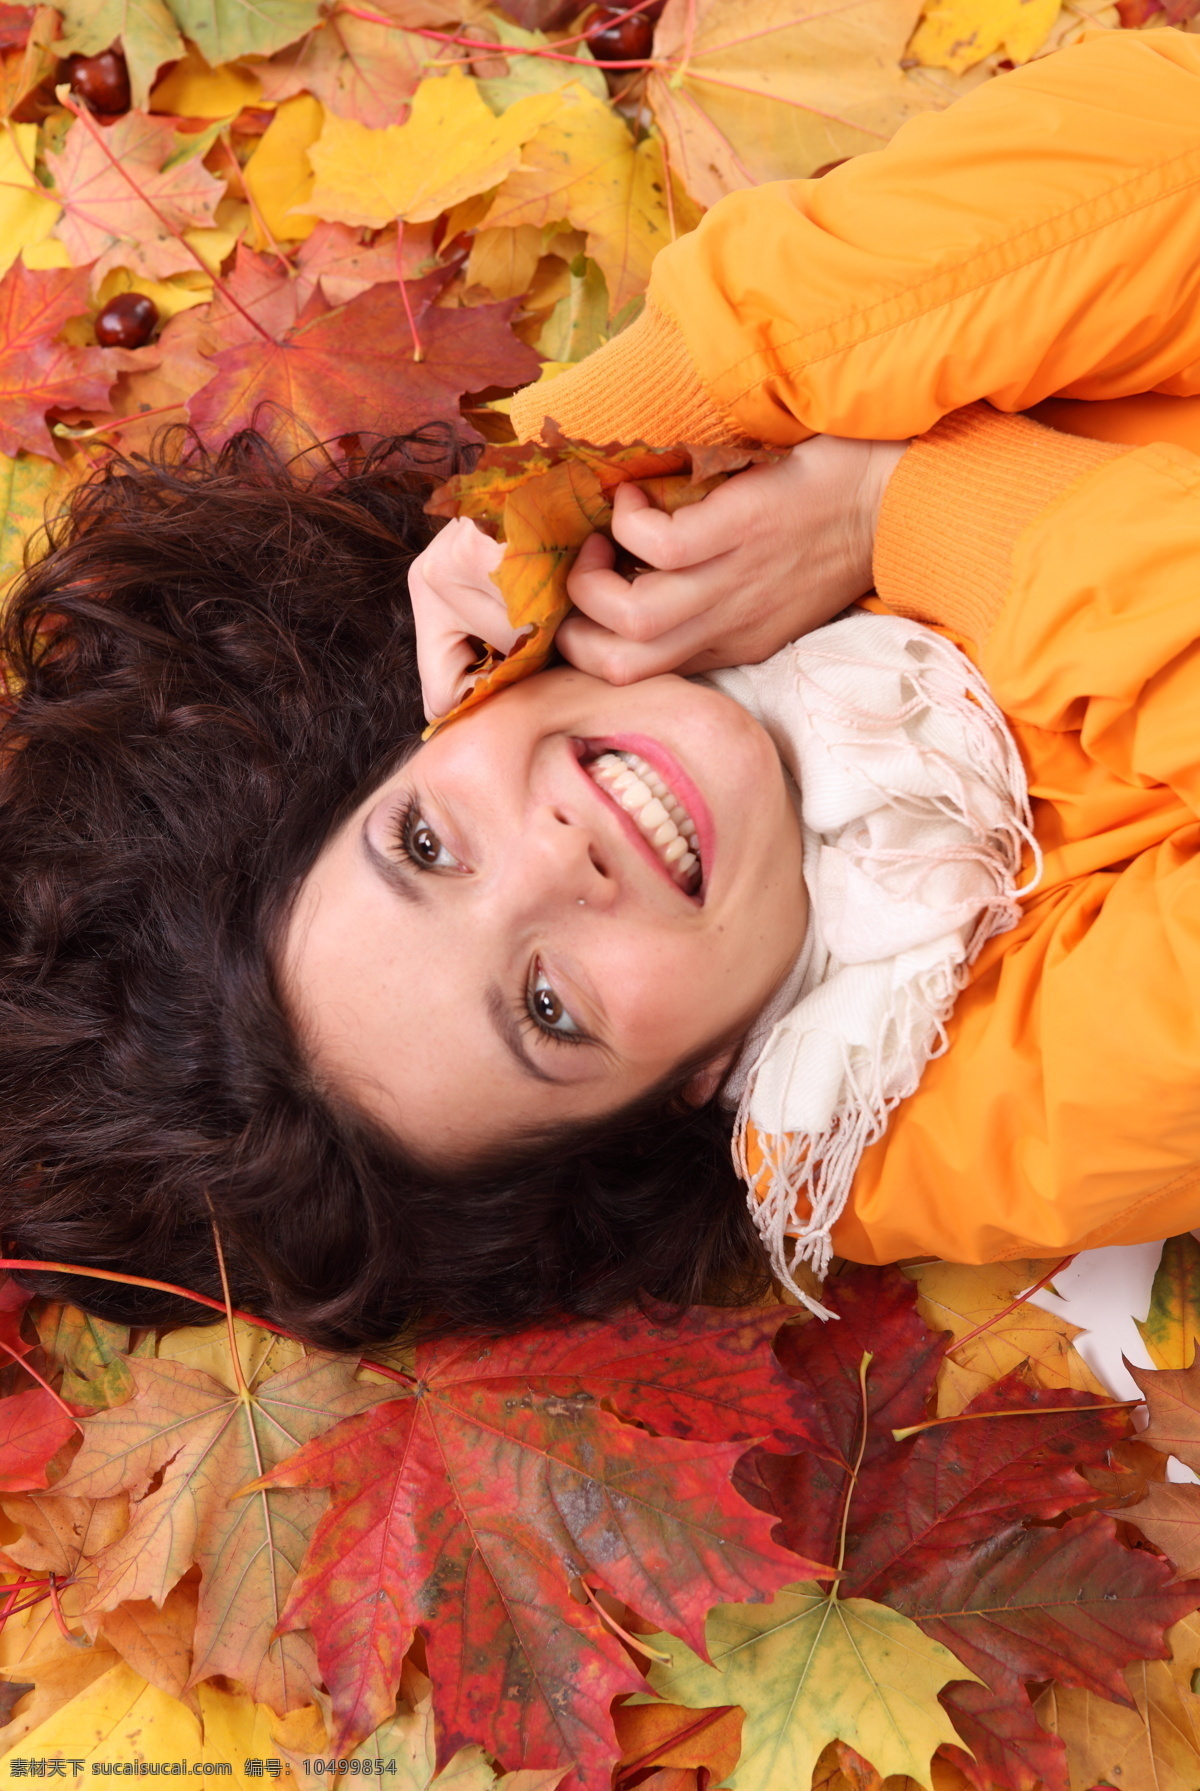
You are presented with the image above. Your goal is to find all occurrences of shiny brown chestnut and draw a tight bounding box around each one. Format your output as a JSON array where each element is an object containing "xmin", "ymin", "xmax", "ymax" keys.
[
  {"xmin": 94, "ymin": 291, "xmax": 158, "ymax": 349},
  {"xmin": 62, "ymin": 48, "xmax": 131, "ymax": 116}
]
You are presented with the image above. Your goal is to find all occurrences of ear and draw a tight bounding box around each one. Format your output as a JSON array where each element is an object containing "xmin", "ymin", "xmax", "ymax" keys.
[{"xmin": 680, "ymin": 1047, "xmax": 738, "ymax": 1109}]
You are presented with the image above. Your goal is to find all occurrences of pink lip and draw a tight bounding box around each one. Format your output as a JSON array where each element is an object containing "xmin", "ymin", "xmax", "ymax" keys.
[{"xmin": 574, "ymin": 733, "xmax": 714, "ymax": 902}]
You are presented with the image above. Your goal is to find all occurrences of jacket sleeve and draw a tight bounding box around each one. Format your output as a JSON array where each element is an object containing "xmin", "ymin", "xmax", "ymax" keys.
[
  {"xmin": 510, "ymin": 29, "xmax": 1200, "ymax": 448},
  {"xmin": 828, "ymin": 405, "xmax": 1200, "ymax": 1265}
]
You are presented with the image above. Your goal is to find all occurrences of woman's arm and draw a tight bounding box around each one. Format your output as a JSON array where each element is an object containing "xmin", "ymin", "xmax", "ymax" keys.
[
  {"xmin": 818, "ymin": 403, "xmax": 1200, "ymax": 1266},
  {"xmin": 512, "ymin": 29, "xmax": 1200, "ymax": 450}
]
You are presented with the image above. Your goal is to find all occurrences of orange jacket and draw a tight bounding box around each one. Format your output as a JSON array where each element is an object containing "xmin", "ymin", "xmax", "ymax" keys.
[{"xmin": 510, "ymin": 28, "xmax": 1200, "ymax": 1264}]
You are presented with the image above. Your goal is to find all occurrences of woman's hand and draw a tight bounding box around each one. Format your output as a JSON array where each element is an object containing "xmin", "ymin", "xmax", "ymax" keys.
[
  {"xmin": 557, "ymin": 434, "xmax": 908, "ymax": 684},
  {"xmin": 410, "ymin": 517, "xmax": 515, "ymax": 722}
]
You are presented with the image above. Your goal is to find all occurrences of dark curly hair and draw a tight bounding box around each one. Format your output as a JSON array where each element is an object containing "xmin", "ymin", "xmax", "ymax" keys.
[{"xmin": 0, "ymin": 427, "xmax": 766, "ymax": 1349}]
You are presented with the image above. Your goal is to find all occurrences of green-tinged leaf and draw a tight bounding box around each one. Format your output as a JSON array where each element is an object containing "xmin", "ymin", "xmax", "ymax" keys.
[
  {"xmin": 50, "ymin": 0, "xmax": 185, "ymax": 110},
  {"xmin": 168, "ymin": 0, "xmax": 323, "ymax": 67},
  {"xmin": 1138, "ymin": 1235, "xmax": 1200, "ymax": 1370},
  {"xmin": 0, "ymin": 449, "xmax": 75, "ymax": 595},
  {"xmin": 475, "ymin": 19, "xmax": 607, "ymax": 113},
  {"xmin": 35, "ymin": 1303, "xmax": 134, "ymax": 1413},
  {"xmin": 642, "ymin": 1582, "xmax": 976, "ymax": 1791}
]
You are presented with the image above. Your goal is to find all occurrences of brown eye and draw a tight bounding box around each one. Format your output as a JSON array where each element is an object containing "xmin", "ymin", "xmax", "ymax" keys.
[
  {"xmin": 527, "ymin": 967, "xmax": 582, "ymax": 1040},
  {"xmin": 533, "ymin": 984, "xmax": 562, "ymax": 1025},
  {"xmin": 412, "ymin": 824, "xmax": 441, "ymax": 864}
]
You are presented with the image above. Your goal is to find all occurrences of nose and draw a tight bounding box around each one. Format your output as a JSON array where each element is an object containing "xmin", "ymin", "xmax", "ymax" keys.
[{"xmin": 505, "ymin": 801, "xmax": 616, "ymax": 914}]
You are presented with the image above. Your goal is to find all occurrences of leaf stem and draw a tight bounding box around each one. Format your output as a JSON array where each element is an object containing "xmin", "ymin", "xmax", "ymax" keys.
[
  {"xmin": 615, "ymin": 1703, "xmax": 736, "ymax": 1783},
  {"xmin": 0, "ymin": 1257, "xmax": 289, "ymax": 1335},
  {"xmin": 0, "ymin": 1335, "xmax": 74, "ymax": 1418},
  {"xmin": 581, "ymin": 1581, "xmax": 672, "ymax": 1663},
  {"xmin": 204, "ymin": 1202, "xmax": 248, "ymax": 1399},
  {"xmin": 891, "ymin": 1397, "xmax": 1141, "ymax": 1442},
  {"xmin": 943, "ymin": 1254, "xmax": 1077, "ymax": 1360},
  {"xmin": 396, "ymin": 223, "xmax": 424, "ymax": 362},
  {"xmin": 0, "ymin": 1257, "xmax": 416, "ymax": 1385},
  {"xmin": 831, "ymin": 1350, "xmax": 872, "ymax": 1589}
]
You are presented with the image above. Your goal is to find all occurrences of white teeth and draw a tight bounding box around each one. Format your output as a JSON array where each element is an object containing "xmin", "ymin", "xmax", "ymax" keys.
[{"xmin": 586, "ymin": 750, "xmax": 702, "ymax": 891}]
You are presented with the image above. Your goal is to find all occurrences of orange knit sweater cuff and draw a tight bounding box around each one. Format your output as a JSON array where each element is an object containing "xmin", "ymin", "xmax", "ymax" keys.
[
  {"xmin": 507, "ymin": 301, "xmax": 743, "ymax": 448},
  {"xmin": 872, "ymin": 403, "xmax": 1128, "ymax": 644}
]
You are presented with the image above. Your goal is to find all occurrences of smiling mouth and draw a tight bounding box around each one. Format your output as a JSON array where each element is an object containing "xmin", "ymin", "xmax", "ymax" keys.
[{"xmin": 583, "ymin": 749, "xmax": 702, "ymax": 894}]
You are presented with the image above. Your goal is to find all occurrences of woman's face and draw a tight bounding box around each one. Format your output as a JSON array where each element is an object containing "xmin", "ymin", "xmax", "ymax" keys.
[{"xmin": 283, "ymin": 666, "xmax": 806, "ymax": 1160}]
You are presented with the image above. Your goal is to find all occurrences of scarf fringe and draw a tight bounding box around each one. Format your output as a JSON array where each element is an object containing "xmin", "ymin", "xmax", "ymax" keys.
[{"xmin": 727, "ymin": 624, "xmax": 1042, "ymax": 1320}]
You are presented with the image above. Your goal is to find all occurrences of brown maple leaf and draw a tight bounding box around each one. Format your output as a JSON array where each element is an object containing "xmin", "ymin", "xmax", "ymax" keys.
[{"xmin": 51, "ymin": 1346, "xmax": 387, "ymax": 1715}]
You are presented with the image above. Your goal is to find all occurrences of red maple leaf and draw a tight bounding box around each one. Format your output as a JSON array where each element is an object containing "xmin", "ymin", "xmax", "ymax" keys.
[
  {"xmin": 0, "ymin": 260, "xmax": 129, "ymax": 460},
  {"xmin": 0, "ymin": 1386, "xmax": 76, "ymax": 1493},
  {"xmin": 740, "ymin": 1267, "xmax": 1200, "ymax": 1791},
  {"xmin": 252, "ymin": 1307, "xmax": 824, "ymax": 1775},
  {"xmin": 187, "ymin": 272, "xmax": 541, "ymax": 450}
]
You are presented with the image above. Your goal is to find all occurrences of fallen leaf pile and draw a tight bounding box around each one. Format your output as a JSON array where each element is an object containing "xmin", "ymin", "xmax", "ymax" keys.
[
  {"xmin": 2, "ymin": 0, "xmax": 1197, "ymax": 1783},
  {"xmin": 2, "ymin": 1246, "xmax": 1200, "ymax": 1789}
]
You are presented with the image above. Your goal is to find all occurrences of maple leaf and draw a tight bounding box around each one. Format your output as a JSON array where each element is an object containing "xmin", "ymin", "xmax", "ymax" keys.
[
  {"xmin": 473, "ymin": 17, "xmax": 607, "ymax": 112},
  {"xmin": 730, "ymin": 1266, "xmax": 1200, "ymax": 1791},
  {"xmin": 1137, "ymin": 1231, "xmax": 1200, "ymax": 1370},
  {"xmin": 0, "ymin": 1388, "xmax": 76, "ymax": 1492},
  {"xmin": 482, "ymin": 86, "xmax": 701, "ymax": 317},
  {"xmin": 295, "ymin": 220, "xmax": 440, "ymax": 309},
  {"xmin": 303, "ymin": 67, "xmax": 562, "ymax": 227},
  {"xmin": 259, "ymin": 8, "xmax": 430, "ymax": 129},
  {"xmin": 51, "ymin": 1342, "xmax": 386, "ymax": 1715},
  {"xmin": 46, "ymin": 109, "xmax": 225, "ymax": 288},
  {"xmin": 0, "ymin": 450, "xmax": 75, "ymax": 591},
  {"xmin": 0, "ymin": 261, "xmax": 125, "ymax": 461},
  {"xmin": 251, "ymin": 1308, "xmax": 823, "ymax": 1773},
  {"xmin": 35, "ymin": 1301, "xmax": 133, "ymax": 1413},
  {"xmin": 169, "ymin": 0, "xmax": 323, "ymax": 66},
  {"xmin": 186, "ymin": 272, "xmax": 541, "ymax": 452},
  {"xmin": 425, "ymin": 435, "xmax": 769, "ymax": 730},
  {"xmin": 612, "ymin": 1698, "xmax": 742, "ymax": 1781},
  {"xmin": 0, "ymin": 120, "xmax": 61, "ymax": 280},
  {"xmin": 641, "ymin": 1582, "xmax": 974, "ymax": 1791},
  {"xmin": 1035, "ymin": 1610, "xmax": 1200, "ymax": 1791},
  {"xmin": 905, "ymin": 1259, "xmax": 1108, "ymax": 1417},
  {"xmin": 646, "ymin": 0, "xmax": 936, "ymax": 209},
  {"xmin": 906, "ymin": 0, "xmax": 1061, "ymax": 75},
  {"xmin": 242, "ymin": 92, "xmax": 324, "ymax": 249},
  {"xmin": 49, "ymin": 0, "xmax": 185, "ymax": 109}
]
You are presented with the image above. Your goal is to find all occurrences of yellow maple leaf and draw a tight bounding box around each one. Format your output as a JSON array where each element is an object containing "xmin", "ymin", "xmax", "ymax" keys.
[
  {"xmin": 1035, "ymin": 1611, "xmax": 1200, "ymax": 1791},
  {"xmin": 148, "ymin": 42, "xmax": 263, "ymax": 117},
  {"xmin": 0, "ymin": 450, "xmax": 76, "ymax": 600},
  {"xmin": 483, "ymin": 86, "xmax": 700, "ymax": 318},
  {"xmin": 905, "ymin": 1259, "xmax": 1108, "ymax": 1417},
  {"xmin": 907, "ymin": 0, "xmax": 1062, "ymax": 77},
  {"xmin": 0, "ymin": 124, "xmax": 61, "ymax": 280},
  {"xmin": 466, "ymin": 223, "xmax": 543, "ymax": 300},
  {"xmin": 303, "ymin": 68, "xmax": 561, "ymax": 229},
  {"xmin": 243, "ymin": 92, "xmax": 324, "ymax": 248},
  {"xmin": 647, "ymin": 0, "xmax": 934, "ymax": 210},
  {"xmin": 643, "ymin": 1582, "xmax": 976, "ymax": 1791}
]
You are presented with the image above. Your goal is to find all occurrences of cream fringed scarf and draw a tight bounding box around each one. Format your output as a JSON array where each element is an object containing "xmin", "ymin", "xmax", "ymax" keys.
[{"xmin": 706, "ymin": 610, "xmax": 1042, "ymax": 1319}]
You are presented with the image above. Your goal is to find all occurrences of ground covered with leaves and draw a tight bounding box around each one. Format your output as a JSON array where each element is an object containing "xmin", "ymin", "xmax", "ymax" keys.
[{"xmin": 2, "ymin": 0, "xmax": 1200, "ymax": 1783}]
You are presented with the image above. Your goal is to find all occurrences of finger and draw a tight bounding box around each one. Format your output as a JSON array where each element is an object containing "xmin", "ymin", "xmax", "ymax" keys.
[
  {"xmin": 610, "ymin": 464, "xmax": 765, "ymax": 571},
  {"xmin": 556, "ymin": 605, "xmax": 718, "ymax": 686},
  {"xmin": 567, "ymin": 555, "xmax": 720, "ymax": 644}
]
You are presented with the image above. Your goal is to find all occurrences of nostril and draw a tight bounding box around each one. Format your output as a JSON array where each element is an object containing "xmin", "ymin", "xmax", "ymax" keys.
[{"xmin": 588, "ymin": 847, "xmax": 609, "ymax": 878}]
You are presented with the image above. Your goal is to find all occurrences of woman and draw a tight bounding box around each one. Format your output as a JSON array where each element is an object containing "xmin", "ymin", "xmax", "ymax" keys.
[{"xmin": 4, "ymin": 29, "xmax": 1200, "ymax": 1346}]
